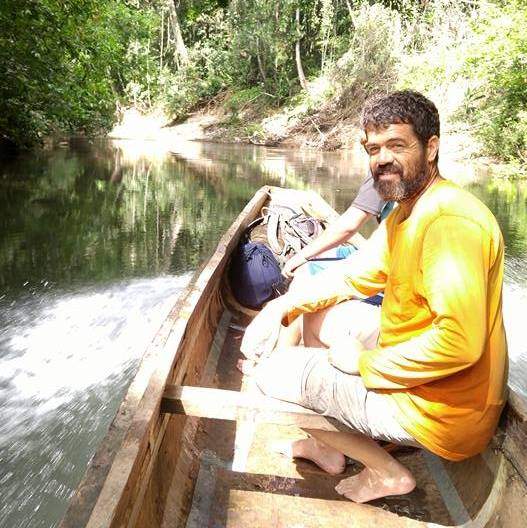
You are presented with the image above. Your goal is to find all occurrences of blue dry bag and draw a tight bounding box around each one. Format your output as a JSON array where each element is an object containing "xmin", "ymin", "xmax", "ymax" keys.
[{"xmin": 228, "ymin": 240, "xmax": 284, "ymax": 310}]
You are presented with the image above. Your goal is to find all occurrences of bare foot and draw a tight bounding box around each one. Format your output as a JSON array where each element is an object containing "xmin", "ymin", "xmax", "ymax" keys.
[
  {"xmin": 335, "ymin": 462, "xmax": 416, "ymax": 503},
  {"xmin": 287, "ymin": 437, "xmax": 346, "ymax": 475}
]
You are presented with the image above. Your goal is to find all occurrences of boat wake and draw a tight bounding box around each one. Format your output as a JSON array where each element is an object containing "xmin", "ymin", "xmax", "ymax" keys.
[{"xmin": 0, "ymin": 274, "xmax": 191, "ymax": 528}]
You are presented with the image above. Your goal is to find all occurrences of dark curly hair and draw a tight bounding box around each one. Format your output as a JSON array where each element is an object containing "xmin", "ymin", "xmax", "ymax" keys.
[{"xmin": 361, "ymin": 90, "xmax": 440, "ymax": 147}]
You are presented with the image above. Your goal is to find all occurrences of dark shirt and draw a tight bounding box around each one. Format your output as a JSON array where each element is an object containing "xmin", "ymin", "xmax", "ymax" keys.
[{"xmin": 352, "ymin": 172, "xmax": 393, "ymax": 222}]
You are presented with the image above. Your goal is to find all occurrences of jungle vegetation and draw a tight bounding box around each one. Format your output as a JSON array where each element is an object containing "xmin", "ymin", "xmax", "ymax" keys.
[{"xmin": 1, "ymin": 1, "xmax": 526, "ymax": 163}]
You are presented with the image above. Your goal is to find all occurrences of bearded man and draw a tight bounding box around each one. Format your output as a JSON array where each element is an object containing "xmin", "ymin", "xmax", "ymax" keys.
[{"xmin": 240, "ymin": 90, "xmax": 508, "ymax": 503}]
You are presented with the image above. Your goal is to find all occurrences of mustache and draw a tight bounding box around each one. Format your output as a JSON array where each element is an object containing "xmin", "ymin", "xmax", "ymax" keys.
[{"xmin": 373, "ymin": 163, "xmax": 403, "ymax": 177}]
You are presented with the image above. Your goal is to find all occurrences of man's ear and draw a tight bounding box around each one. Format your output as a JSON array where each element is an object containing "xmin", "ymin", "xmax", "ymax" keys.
[
  {"xmin": 360, "ymin": 130, "xmax": 368, "ymax": 145},
  {"xmin": 427, "ymin": 135, "xmax": 439, "ymax": 162},
  {"xmin": 360, "ymin": 130, "xmax": 368, "ymax": 152}
]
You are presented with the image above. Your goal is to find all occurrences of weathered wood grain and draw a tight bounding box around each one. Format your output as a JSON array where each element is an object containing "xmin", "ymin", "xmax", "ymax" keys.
[
  {"xmin": 60, "ymin": 186, "xmax": 271, "ymax": 528},
  {"xmin": 161, "ymin": 385, "xmax": 343, "ymax": 431}
]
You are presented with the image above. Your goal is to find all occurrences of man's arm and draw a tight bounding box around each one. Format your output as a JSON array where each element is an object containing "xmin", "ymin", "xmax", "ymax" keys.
[
  {"xmin": 358, "ymin": 216, "xmax": 497, "ymax": 390},
  {"xmin": 282, "ymin": 206, "xmax": 372, "ymax": 277},
  {"xmin": 240, "ymin": 222, "xmax": 390, "ymax": 359},
  {"xmin": 283, "ymin": 172, "xmax": 386, "ymax": 278},
  {"xmin": 284, "ymin": 219, "xmax": 390, "ymax": 323}
]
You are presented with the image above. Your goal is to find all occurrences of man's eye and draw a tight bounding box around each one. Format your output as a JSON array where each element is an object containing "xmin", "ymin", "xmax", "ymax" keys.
[
  {"xmin": 367, "ymin": 146, "xmax": 379, "ymax": 155},
  {"xmin": 391, "ymin": 143, "xmax": 405, "ymax": 151}
]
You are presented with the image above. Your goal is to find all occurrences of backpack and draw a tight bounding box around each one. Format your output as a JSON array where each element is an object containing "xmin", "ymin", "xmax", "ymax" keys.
[
  {"xmin": 228, "ymin": 239, "xmax": 285, "ymax": 310},
  {"xmin": 228, "ymin": 203, "xmax": 325, "ymax": 310},
  {"xmin": 247, "ymin": 205, "xmax": 326, "ymax": 267}
]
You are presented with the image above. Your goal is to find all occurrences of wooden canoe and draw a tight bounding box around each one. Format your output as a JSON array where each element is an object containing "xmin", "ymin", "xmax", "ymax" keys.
[{"xmin": 60, "ymin": 186, "xmax": 527, "ymax": 528}]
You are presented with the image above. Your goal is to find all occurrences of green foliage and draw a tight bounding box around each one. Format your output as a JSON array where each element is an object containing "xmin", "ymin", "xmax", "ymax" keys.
[
  {"xmin": 162, "ymin": 9, "xmax": 235, "ymax": 114},
  {"xmin": 2, "ymin": 0, "xmax": 527, "ymax": 164},
  {"xmin": 0, "ymin": 0, "xmax": 162, "ymax": 149},
  {"xmin": 332, "ymin": 3, "xmax": 403, "ymax": 106},
  {"xmin": 225, "ymin": 88, "xmax": 269, "ymax": 115},
  {"xmin": 226, "ymin": 0, "xmax": 298, "ymax": 98},
  {"xmin": 397, "ymin": 0, "xmax": 474, "ymax": 115},
  {"xmin": 396, "ymin": 0, "xmax": 527, "ymax": 164},
  {"xmin": 161, "ymin": 1, "xmax": 315, "ymax": 117},
  {"xmin": 461, "ymin": 1, "xmax": 527, "ymax": 162}
]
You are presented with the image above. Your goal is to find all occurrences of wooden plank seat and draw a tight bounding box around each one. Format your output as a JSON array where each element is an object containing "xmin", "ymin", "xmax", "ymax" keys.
[{"xmin": 161, "ymin": 385, "xmax": 345, "ymax": 431}]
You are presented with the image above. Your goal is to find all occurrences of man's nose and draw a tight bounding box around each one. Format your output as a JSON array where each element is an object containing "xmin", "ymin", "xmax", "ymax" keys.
[{"xmin": 378, "ymin": 146, "xmax": 394, "ymax": 165}]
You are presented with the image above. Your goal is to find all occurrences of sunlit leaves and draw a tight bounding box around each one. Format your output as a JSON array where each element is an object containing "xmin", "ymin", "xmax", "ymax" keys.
[
  {"xmin": 462, "ymin": 1, "xmax": 527, "ymax": 162},
  {"xmin": 0, "ymin": 0, "xmax": 163, "ymax": 149}
]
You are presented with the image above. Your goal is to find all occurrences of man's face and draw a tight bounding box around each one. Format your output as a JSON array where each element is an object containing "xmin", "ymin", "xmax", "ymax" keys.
[{"xmin": 362, "ymin": 123, "xmax": 433, "ymax": 202}]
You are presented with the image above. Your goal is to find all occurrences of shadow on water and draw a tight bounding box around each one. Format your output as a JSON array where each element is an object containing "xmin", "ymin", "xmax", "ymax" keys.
[{"xmin": 0, "ymin": 138, "xmax": 525, "ymax": 527}]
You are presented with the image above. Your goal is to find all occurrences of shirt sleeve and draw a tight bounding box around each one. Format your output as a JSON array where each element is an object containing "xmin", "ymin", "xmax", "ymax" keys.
[
  {"xmin": 359, "ymin": 215, "xmax": 492, "ymax": 389},
  {"xmin": 285, "ymin": 221, "xmax": 389, "ymax": 324},
  {"xmin": 352, "ymin": 171, "xmax": 387, "ymax": 219}
]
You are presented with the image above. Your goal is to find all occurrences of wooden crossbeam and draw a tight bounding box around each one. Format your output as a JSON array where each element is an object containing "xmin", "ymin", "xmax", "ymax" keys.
[{"xmin": 161, "ymin": 385, "xmax": 344, "ymax": 432}]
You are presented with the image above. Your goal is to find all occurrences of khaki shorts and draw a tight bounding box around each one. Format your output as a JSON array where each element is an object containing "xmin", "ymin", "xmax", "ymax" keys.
[{"xmin": 254, "ymin": 301, "xmax": 420, "ymax": 447}]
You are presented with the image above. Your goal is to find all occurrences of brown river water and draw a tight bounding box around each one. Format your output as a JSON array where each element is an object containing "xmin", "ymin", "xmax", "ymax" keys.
[{"xmin": 0, "ymin": 138, "xmax": 525, "ymax": 527}]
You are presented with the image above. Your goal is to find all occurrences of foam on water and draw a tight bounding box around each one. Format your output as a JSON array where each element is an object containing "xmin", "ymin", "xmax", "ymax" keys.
[{"xmin": 0, "ymin": 274, "xmax": 191, "ymax": 528}]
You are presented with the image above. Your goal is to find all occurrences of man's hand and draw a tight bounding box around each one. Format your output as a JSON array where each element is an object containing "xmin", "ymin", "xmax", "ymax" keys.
[
  {"xmin": 328, "ymin": 338, "xmax": 367, "ymax": 375},
  {"xmin": 282, "ymin": 253, "xmax": 308, "ymax": 279},
  {"xmin": 240, "ymin": 297, "xmax": 289, "ymax": 360}
]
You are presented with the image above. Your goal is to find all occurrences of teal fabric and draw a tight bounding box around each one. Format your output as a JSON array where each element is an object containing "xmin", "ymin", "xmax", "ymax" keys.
[
  {"xmin": 307, "ymin": 245, "xmax": 356, "ymax": 275},
  {"xmin": 379, "ymin": 201, "xmax": 395, "ymax": 221}
]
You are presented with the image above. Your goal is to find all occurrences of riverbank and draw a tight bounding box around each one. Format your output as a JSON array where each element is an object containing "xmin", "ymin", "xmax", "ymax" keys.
[
  {"xmin": 108, "ymin": 95, "xmax": 497, "ymax": 177},
  {"xmin": 4, "ymin": 2, "xmax": 525, "ymax": 167}
]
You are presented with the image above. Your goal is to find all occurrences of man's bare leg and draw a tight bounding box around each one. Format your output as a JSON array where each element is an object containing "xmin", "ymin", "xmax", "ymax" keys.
[
  {"xmin": 291, "ymin": 303, "xmax": 414, "ymax": 502},
  {"xmin": 285, "ymin": 435, "xmax": 346, "ymax": 475},
  {"xmin": 299, "ymin": 429, "xmax": 415, "ymax": 502},
  {"xmin": 276, "ymin": 316, "xmax": 302, "ymax": 347},
  {"xmin": 303, "ymin": 300, "xmax": 380, "ymax": 350}
]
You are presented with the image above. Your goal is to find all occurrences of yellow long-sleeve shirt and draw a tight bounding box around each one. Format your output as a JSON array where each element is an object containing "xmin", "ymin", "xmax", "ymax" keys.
[{"xmin": 287, "ymin": 179, "xmax": 508, "ymax": 460}]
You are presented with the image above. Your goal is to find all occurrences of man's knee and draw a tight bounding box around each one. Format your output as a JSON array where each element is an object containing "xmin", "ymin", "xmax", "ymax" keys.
[{"xmin": 315, "ymin": 300, "xmax": 380, "ymax": 349}]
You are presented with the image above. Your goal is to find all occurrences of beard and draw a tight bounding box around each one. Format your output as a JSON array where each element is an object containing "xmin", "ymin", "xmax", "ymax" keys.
[{"xmin": 372, "ymin": 158, "xmax": 430, "ymax": 202}]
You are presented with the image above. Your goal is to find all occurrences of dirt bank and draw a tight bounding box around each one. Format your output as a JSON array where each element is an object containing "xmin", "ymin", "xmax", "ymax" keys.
[{"xmin": 108, "ymin": 98, "xmax": 492, "ymax": 171}]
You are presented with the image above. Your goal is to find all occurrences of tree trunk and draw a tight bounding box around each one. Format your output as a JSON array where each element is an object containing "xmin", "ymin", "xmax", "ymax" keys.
[
  {"xmin": 159, "ymin": 9, "xmax": 164, "ymax": 72},
  {"xmin": 167, "ymin": 0, "xmax": 189, "ymax": 66},
  {"xmin": 295, "ymin": 8, "xmax": 308, "ymax": 91},
  {"xmin": 256, "ymin": 37, "xmax": 267, "ymax": 83}
]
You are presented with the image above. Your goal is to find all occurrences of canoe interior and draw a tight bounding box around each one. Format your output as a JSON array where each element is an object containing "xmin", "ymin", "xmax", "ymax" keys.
[{"xmin": 60, "ymin": 186, "xmax": 527, "ymax": 528}]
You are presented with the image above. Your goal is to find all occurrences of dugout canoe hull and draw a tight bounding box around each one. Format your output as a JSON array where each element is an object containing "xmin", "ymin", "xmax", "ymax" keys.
[{"xmin": 60, "ymin": 186, "xmax": 527, "ymax": 528}]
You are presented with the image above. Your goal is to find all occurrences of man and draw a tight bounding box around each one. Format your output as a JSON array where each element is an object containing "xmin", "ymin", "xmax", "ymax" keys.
[{"xmin": 240, "ymin": 90, "xmax": 508, "ymax": 503}]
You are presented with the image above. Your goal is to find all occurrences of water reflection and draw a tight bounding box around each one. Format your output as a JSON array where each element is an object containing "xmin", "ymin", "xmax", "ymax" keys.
[
  {"xmin": 0, "ymin": 141, "xmax": 217, "ymax": 295},
  {"xmin": 0, "ymin": 139, "xmax": 526, "ymax": 528},
  {"xmin": 468, "ymin": 176, "xmax": 527, "ymax": 258}
]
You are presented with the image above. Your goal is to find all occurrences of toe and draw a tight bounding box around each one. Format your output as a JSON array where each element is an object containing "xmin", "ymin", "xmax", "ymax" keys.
[{"xmin": 335, "ymin": 476, "xmax": 355, "ymax": 494}]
